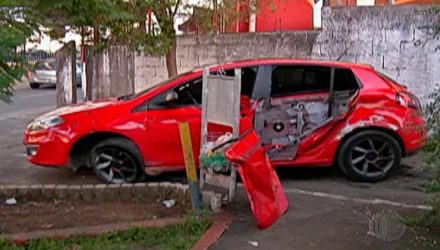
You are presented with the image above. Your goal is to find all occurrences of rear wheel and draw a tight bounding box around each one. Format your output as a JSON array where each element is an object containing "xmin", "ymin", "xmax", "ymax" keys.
[
  {"xmin": 91, "ymin": 138, "xmax": 144, "ymax": 184},
  {"xmin": 30, "ymin": 83, "xmax": 40, "ymax": 89},
  {"xmin": 337, "ymin": 130, "xmax": 402, "ymax": 182}
]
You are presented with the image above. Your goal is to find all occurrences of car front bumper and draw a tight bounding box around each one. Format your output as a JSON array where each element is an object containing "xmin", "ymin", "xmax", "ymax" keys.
[{"xmin": 23, "ymin": 129, "xmax": 70, "ymax": 167}]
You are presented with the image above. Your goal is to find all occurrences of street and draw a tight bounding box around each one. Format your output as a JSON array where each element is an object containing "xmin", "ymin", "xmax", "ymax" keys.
[{"xmin": 0, "ymin": 84, "xmax": 97, "ymax": 185}]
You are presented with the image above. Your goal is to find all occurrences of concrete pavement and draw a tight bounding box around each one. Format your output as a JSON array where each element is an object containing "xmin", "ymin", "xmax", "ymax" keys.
[{"xmin": 211, "ymin": 164, "xmax": 435, "ymax": 250}]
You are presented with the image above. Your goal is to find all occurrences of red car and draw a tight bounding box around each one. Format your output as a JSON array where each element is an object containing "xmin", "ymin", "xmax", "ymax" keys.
[{"xmin": 23, "ymin": 59, "xmax": 426, "ymax": 183}]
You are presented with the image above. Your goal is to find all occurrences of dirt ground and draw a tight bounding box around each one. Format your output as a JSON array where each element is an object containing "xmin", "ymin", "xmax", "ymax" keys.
[{"xmin": 0, "ymin": 198, "xmax": 191, "ymax": 234}]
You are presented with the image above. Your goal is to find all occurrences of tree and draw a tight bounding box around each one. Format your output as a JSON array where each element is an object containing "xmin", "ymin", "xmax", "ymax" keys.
[
  {"xmin": 0, "ymin": 1, "xmax": 37, "ymax": 103},
  {"xmin": 0, "ymin": 0, "xmax": 260, "ymax": 102},
  {"xmin": 149, "ymin": 0, "xmax": 181, "ymax": 77},
  {"xmin": 121, "ymin": 0, "xmax": 256, "ymax": 78},
  {"xmin": 36, "ymin": 0, "xmax": 184, "ymax": 78}
]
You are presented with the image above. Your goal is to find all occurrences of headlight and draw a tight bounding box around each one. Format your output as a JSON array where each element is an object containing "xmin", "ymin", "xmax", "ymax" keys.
[{"xmin": 27, "ymin": 116, "xmax": 64, "ymax": 131}]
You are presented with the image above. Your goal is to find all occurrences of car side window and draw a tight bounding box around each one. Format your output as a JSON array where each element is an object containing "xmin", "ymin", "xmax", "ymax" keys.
[
  {"xmin": 148, "ymin": 77, "xmax": 203, "ymax": 109},
  {"xmin": 220, "ymin": 67, "xmax": 258, "ymax": 97},
  {"xmin": 334, "ymin": 68, "xmax": 359, "ymax": 91},
  {"xmin": 271, "ymin": 65, "xmax": 331, "ymax": 96}
]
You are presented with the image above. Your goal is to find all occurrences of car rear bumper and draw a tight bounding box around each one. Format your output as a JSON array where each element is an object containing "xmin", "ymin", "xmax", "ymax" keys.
[
  {"xmin": 23, "ymin": 130, "xmax": 70, "ymax": 167},
  {"xmin": 29, "ymin": 76, "xmax": 56, "ymax": 85},
  {"xmin": 399, "ymin": 110, "xmax": 427, "ymax": 156}
]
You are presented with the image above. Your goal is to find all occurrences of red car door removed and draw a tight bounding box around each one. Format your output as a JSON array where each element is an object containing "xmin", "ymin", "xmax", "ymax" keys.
[{"xmin": 225, "ymin": 130, "xmax": 288, "ymax": 229}]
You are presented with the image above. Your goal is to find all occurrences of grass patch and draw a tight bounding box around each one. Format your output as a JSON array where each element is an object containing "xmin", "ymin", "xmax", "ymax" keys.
[
  {"xmin": 405, "ymin": 196, "xmax": 440, "ymax": 228},
  {"xmin": 0, "ymin": 214, "xmax": 211, "ymax": 250},
  {"xmin": 415, "ymin": 87, "xmax": 440, "ymax": 228}
]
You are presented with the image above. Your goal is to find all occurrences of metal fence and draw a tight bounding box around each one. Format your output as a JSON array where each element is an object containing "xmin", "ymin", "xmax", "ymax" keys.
[{"xmin": 23, "ymin": 50, "xmax": 55, "ymax": 64}]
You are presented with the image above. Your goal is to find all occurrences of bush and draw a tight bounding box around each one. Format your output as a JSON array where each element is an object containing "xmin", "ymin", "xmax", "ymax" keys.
[
  {"xmin": 424, "ymin": 87, "xmax": 440, "ymax": 192},
  {"xmin": 422, "ymin": 87, "xmax": 440, "ymax": 227}
]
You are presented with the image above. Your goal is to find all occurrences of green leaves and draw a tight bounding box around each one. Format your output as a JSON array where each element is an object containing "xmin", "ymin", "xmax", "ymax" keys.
[
  {"xmin": 422, "ymin": 87, "xmax": 440, "ymax": 227},
  {"xmin": 0, "ymin": 2, "xmax": 35, "ymax": 103}
]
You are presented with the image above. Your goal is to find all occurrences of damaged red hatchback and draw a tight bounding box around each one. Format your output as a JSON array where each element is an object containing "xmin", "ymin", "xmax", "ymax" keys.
[{"xmin": 24, "ymin": 59, "xmax": 426, "ymax": 183}]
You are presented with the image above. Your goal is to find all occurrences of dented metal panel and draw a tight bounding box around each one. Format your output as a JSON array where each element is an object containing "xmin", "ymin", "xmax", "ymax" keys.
[{"xmin": 225, "ymin": 130, "xmax": 288, "ymax": 229}]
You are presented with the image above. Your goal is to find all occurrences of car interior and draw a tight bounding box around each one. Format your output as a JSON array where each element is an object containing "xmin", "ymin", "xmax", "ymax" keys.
[
  {"xmin": 253, "ymin": 65, "xmax": 360, "ymax": 161},
  {"xmin": 144, "ymin": 64, "xmax": 360, "ymax": 161}
]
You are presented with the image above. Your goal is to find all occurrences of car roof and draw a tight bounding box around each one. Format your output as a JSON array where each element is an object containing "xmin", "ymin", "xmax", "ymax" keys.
[{"xmin": 203, "ymin": 58, "xmax": 374, "ymax": 71}]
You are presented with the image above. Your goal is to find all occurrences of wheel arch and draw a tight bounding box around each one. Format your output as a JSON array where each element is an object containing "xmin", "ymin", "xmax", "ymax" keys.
[
  {"xmin": 68, "ymin": 131, "xmax": 143, "ymax": 171},
  {"xmin": 335, "ymin": 126, "xmax": 406, "ymax": 164}
]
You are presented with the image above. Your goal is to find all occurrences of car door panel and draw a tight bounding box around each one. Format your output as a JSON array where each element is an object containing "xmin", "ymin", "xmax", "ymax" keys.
[
  {"xmin": 146, "ymin": 106, "xmax": 201, "ymax": 167},
  {"xmin": 225, "ymin": 130, "xmax": 288, "ymax": 229}
]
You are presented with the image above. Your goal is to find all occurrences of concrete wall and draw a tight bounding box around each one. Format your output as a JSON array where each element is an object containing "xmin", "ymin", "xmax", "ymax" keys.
[
  {"xmin": 312, "ymin": 5, "xmax": 440, "ymax": 102},
  {"xmin": 134, "ymin": 5, "xmax": 439, "ymax": 104},
  {"xmin": 134, "ymin": 32, "xmax": 319, "ymax": 91}
]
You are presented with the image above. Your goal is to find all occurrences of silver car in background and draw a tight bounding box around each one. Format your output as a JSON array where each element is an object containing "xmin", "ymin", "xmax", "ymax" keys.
[{"xmin": 28, "ymin": 59, "xmax": 82, "ymax": 89}]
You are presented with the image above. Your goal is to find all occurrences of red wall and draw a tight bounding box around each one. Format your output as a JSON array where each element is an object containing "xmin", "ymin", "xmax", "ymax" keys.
[{"xmin": 255, "ymin": 0, "xmax": 313, "ymax": 31}]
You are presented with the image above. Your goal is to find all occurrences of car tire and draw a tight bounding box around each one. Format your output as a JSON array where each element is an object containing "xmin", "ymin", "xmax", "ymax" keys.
[
  {"xmin": 91, "ymin": 138, "xmax": 144, "ymax": 184},
  {"xmin": 30, "ymin": 83, "xmax": 40, "ymax": 89},
  {"xmin": 337, "ymin": 130, "xmax": 402, "ymax": 182}
]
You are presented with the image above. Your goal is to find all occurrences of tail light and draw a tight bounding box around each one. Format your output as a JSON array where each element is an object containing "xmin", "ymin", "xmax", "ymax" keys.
[
  {"xmin": 396, "ymin": 91, "xmax": 422, "ymax": 110},
  {"xmin": 27, "ymin": 71, "xmax": 33, "ymax": 78}
]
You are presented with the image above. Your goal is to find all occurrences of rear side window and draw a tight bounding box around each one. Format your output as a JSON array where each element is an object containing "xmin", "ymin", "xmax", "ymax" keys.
[
  {"xmin": 333, "ymin": 68, "xmax": 359, "ymax": 91},
  {"xmin": 220, "ymin": 67, "xmax": 258, "ymax": 97},
  {"xmin": 271, "ymin": 65, "xmax": 331, "ymax": 96}
]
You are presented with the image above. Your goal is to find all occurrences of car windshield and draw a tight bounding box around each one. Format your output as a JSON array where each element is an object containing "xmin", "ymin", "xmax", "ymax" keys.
[{"xmin": 34, "ymin": 61, "xmax": 56, "ymax": 71}]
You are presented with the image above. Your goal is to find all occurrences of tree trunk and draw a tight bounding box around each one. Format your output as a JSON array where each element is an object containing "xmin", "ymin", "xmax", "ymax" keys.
[
  {"xmin": 56, "ymin": 41, "xmax": 77, "ymax": 107},
  {"xmin": 139, "ymin": 9, "xmax": 147, "ymax": 35},
  {"xmin": 93, "ymin": 23, "xmax": 100, "ymax": 45},
  {"xmin": 165, "ymin": 39, "xmax": 178, "ymax": 77}
]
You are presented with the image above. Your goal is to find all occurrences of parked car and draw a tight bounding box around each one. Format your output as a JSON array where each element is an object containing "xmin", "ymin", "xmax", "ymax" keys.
[
  {"xmin": 23, "ymin": 59, "xmax": 426, "ymax": 183},
  {"xmin": 28, "ymin": 59, "xmax": 82, "ymax": 89}
]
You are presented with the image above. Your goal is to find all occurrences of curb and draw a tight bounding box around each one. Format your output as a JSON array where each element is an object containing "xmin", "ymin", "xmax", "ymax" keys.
[
  {"xmin": 0, "ymin": 182, "xmax": 189, "ymax": 202},
  {"xmin": 191, "ymin": 212, "xmax": 234, "ymax": 250},
  {"xmin": 4, "ymin": 217, "xmax": 184, "ymax": 245}
]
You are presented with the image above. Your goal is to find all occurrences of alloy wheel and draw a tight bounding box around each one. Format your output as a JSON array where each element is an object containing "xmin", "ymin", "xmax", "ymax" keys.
[
  {"xmin": 349, "ymin": 138, "xmax": 396, "ymax": 178},
  {"xmin": 94, "ymin": 147, "xmax": 138, "ymax": 183}
]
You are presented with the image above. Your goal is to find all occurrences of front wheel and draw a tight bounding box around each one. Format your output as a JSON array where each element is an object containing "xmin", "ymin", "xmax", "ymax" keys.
[
  {"xmin": 91, "ymin": 138, "xmax": 144, "ymax": 184},
  {"xmin": 337, "ymin": 130, "xmax": 402, "ymax": 182}
]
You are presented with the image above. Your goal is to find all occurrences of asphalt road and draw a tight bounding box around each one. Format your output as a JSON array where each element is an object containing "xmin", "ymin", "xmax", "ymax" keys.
[{"xmin": 0, "ymin": 84, "xmax": 97, "ymax": 185}]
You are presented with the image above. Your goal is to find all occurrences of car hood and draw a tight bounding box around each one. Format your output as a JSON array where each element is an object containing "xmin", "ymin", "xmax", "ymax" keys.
[{"xmin": 37, "ymin": 99, "xmax": 118, "ymax": 119}]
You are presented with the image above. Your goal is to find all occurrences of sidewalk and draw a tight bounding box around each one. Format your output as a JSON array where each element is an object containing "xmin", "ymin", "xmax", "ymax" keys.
[{"xmin": 211, "ymin": 163, "xmax": 437, "ymax": 250}]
